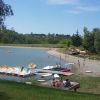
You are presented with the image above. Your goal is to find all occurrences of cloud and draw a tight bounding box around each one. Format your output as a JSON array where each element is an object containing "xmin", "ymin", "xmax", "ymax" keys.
[
  {"xmin": 47, "ymin": 0, "xmax": 79, "ymax": 5},
  {"xmin": 68, "ymin": 6, "xmax": 99, "ymax": 14},
  {"xmin": 68, "ymin": 10, "xmax": 81, "ymax": 14},
  {"xmin": 45, "ymin": 0, "xmax": 100, "ymax": 14},
  {"xmin": 76, "ymin": 6, "xmax": 99, "ymax": 12}
]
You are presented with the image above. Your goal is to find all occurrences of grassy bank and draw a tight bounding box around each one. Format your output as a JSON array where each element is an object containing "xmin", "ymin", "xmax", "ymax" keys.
[
  {"xmin": 68, "ymin": 75, "xmax": 100, "ymax": 94},
  {"xmin": 0, "ymin": 44, "xmax": 67, "ymax": 48},
  {"xmin": 0, "ymin": 79, "xmax": 100, "ymax": 100}
]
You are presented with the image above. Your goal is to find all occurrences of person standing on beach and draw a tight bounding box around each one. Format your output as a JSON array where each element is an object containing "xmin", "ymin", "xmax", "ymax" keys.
[
  {"xmin": 83, "ymin": 58, "xmax": 85, "ymax": 67},
  {"xmin": 78, "ymin": 60, "xmax": 80, "ymax": 68}
]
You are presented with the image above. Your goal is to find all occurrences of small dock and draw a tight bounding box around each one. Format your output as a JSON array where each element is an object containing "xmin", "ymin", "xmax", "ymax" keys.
[{"xmin": 38, "ymin": 69, "xmax": 73, "ymax": 76}]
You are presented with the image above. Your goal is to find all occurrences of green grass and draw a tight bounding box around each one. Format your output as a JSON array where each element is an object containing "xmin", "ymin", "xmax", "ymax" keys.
[
  {"xmin": 57, "ymin": 48, "xmax": 67, "ymax": 53},
  {"xmin": 0, "ymin": 79, "xmax": 100, "ymax": 100},
  {"xmin": 0, "ymin": 44, "xmax": 67, "ymax": 48},
  {"xmin": 66, "ymin": 75, "xmax": 100, "ymax": 94}
]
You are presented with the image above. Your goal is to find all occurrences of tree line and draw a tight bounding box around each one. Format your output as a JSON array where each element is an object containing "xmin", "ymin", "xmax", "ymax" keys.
[
  {"xmin": 0, "ymin": 27, "xmax": 100, "ymax": 54},
  {"xmin": 83, "ymin": 27, "xmax": 100, "ymax": 54},
  {"xmin": 0, "ymin": 29, "xmax": 71, "ymax": 44}
]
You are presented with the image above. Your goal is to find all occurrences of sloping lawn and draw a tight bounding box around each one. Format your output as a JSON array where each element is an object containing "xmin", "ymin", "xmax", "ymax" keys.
[
  {"xmin": 68, "ymin": 75, "xmax": 100, "ymax": 94},
  {"xmin": 0, "ymin": 80, "xmax": 100, "ymax": 100}
]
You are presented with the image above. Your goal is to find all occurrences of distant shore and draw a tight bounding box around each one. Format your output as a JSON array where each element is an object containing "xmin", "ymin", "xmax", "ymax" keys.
[
  {"xmin": 48, "ymin": 48, "xmax": 100, "ymax": 77},
  {"xmin": 0, "ymin": 46, "xmax": 49, "ymax": 49}
]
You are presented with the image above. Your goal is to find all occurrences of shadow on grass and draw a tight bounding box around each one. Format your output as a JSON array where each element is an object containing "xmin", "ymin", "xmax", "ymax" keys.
[{"xmin": 0, "ymin": 92, "xmax": 10, "ymax": 100}]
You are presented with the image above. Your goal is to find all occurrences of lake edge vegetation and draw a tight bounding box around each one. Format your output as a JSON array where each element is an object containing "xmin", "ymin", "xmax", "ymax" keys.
[{"xmin": 0, "ymin": 27, "xmax": 100, "ymax": 60}]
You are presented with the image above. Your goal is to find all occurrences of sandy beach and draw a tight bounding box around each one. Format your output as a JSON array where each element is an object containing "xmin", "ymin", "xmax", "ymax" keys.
[{"xmin": 48, "ymin": 48, "xmax": 100, "ymax": 77}]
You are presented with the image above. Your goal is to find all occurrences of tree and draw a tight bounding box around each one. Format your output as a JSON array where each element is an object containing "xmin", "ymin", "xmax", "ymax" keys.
[
  {"xmin": 93, "ymin": 28, "xmax": 100, "ymax": 53},
  {"xmin": 71, "ymin": 30, "xmax": 82, "ymax": 47},
  {"xmin": 67, "ymin": 39, "xmax": 72, "ymax": 47},
  {"xmin": 83, "ymin": 27, "xmax": 95, "ymax": 53},
  {"xmin": 0, "ymin": 0, "xmax": 13, "ymax": 30}
]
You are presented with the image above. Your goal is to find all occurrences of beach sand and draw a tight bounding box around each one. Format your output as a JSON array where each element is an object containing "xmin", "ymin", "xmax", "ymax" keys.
[{"xmin": 48, "ymin": 48, "xmax": 100, "ymax": 77}]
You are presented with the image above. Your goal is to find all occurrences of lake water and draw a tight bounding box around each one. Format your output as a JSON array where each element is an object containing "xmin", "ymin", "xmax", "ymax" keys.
[
  {"xmin": 0, "ymin": 47, "xmax": 66, "ymax": 68},
  {"xmin": 0, "ymin": 47, "xmax": 67, "ymax": 82}
]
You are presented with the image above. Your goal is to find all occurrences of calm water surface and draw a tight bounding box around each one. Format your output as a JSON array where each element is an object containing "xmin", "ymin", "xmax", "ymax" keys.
[
  {"xmin": 0, "ymin": 47, "xmax": 67, "ymax": 81},
  {"xmin": 0, "ymin": 47, "xmax": 66, "ymax": 68}
]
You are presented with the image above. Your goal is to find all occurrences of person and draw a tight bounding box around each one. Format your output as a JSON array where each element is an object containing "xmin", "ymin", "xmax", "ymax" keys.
[
  {"xmin": 78, "ymin": 60, "xmax": 80, "ymax": 68},
  {"xmin": 58, "ymin": 78, "xmax": 63, "ymax": 87},
  {"xmin": 52, "ymin": 78, "xmax": 56, "ymax": 87},
  {"xmin": 55, "ymin": 80, "xmax": 59, "ymax": 87},
  {"xmin": 83, "ymin": 58, "xmax": 85, "ymax": 67},
  {"xmin": 64, "ymin": 79, "xmax": 71, "ymax": 88}
]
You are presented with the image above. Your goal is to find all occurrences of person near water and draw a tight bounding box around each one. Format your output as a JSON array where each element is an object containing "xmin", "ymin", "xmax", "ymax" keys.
[{"xmin": 78, "ymin": 60, "xmax": 80, "ymax": 68}]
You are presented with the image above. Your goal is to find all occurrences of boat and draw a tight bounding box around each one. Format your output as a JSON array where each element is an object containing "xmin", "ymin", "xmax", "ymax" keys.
[
  {"xmin": 42, "ymin": 64, "xmax": 71, "ymax": 72},
  {"xmin": 43, "ymin": 65, "xmax": 55, "ymax": 70},
  {"xmin": 51, "ymin": 67, "xmax": 71, "ymax": 72},
  {"xmin": 28, "ymin": 63, "xmax": 37, "ymax": 69},
  {"xmin": 0, "ymin": 65, "xmax": 36, "ymax": 77}
]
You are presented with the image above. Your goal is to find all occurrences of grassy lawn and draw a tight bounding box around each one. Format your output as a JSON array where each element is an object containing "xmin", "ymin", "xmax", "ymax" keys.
[
  {"xmin": 68, "ymin": 75, "xmax": 100, "ymax": 94},
  {"xmin": 0, "ymin": 79, "xmax": 100, "ymax": 100}
]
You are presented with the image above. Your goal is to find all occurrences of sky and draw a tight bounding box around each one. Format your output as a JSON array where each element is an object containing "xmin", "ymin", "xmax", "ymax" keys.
[{"xmin": 4, "ymin": 0, "xmax": 100, "ymax": 35}]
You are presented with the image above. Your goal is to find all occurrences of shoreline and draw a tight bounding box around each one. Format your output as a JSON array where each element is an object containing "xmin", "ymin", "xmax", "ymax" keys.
[
  {"xmin": 0, "ymin": 46, "xmax": 49, "ymax": 49},
  {"xmin": 0, "ymin": 46, "xmax": 100, "ymax": 77},
  {"xmin": 47, "ymin": 48, "xmax": 100, "ymax": 77}
]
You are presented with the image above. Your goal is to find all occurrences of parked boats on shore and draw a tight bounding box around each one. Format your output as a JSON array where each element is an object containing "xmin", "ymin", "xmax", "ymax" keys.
[
  {"xmin": 0, "ymin": 63, "xmax": 74, "ymax": 78},
  {"xmin": 0, "ymin": 64, "xmax": 37, "ymax": 77},
  {"xmin": 42, "ymin": 63, "xmax": 72, "ymax": 72}
]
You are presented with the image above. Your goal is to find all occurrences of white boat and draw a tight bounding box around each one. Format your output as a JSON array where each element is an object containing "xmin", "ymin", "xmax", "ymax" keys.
[
  {"xmin": 43, "ymin": 65, "xmax": 55, "ymax": 70},
  {"xmin": 85, "ymin": 70, "xmax": 93, "ymax": 73},
  {"xmin": 35, "ymin": 72, "xmax": 52, "ymax": 77},
  {"xmin": 54, "ymin": 74, "xmax": 59, "ymax": 78}
]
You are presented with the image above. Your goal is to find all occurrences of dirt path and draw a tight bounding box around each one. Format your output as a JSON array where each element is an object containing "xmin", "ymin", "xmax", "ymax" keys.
[{"xmin": 48, "ymin": 48, "xmax": 100, "ymax": 77}]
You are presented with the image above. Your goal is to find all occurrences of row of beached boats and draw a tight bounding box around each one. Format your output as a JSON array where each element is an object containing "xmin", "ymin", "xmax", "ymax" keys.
[
  {"xmin": 0, "ymin": 64, "xmax": 37, "ymax": 77},
  {"xmin": 0, "ymin": 63, "xmax": 74, "ymax": 77}
]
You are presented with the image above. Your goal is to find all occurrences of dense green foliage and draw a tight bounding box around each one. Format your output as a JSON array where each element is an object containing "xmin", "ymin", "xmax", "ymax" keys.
[
  {"xmin": 83, "ymin": 27, "xmax": 100, "ymax": 53},
  {"xmin": 0, "ymin": 79, "xmax": 100, "ymax": 100},
  {"xmin": 94, "ymin": 28, "xmax": 100, "ymax": 53},
  {"xmin": 83, "ymin": 27, "xmax": 95, "ymax": 53},
  {"xmin": 0, "ymin": 27, "xmax": 100, "ymax": 54},
  {"xmin": 0, "ymin": 0, "xmax": 13, "ymax": 30},
  {"xmin": 0, "ymin": 29, "xmax": 71, "ymax": 44},
  {"xmin": 0, "ymin": 29, "xmax": 81, "ymax": 47},
  {"xmin": 71, "ymin": 33, "xmax": 82, "ymax": 47}
]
